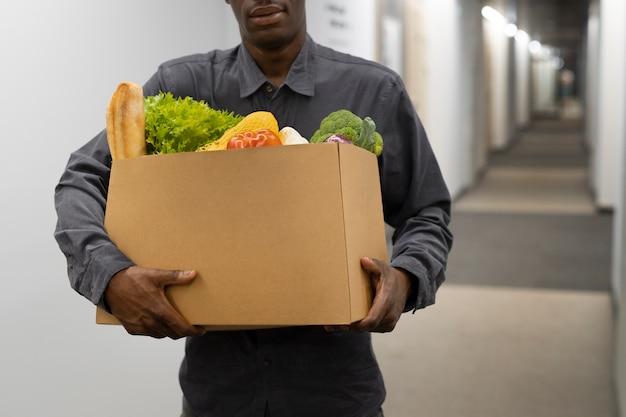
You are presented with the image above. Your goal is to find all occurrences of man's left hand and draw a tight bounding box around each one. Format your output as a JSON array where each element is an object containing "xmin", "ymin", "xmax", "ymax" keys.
[{"xmin": 351, "ymin": 257, "xmax": 412, "ymax": 333}]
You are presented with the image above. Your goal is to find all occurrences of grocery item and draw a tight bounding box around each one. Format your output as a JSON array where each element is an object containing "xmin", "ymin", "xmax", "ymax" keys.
[
  {"xmin": 227, "ymin": 129, "xmax": 282, "ymax": 149},
  {"xmin": 144, "ymin": 93, "xmax": 242, "ymax": 154},
  {"xmin": 106, "ymin": 82, "xmax": 146, "ymax": 160},
  {"xmin": 324, "ymin": 134, "xmax": 352, "ymax": 144},
  {"xmin": 106, "ymin": 81, "xmax": 338, "ymax": 156},
  {"xmin": 279, "ymin": 127, "xmax": 309, "ymax": 145},
  {"xmin": 310, "ymin": 109, "xmax": 384, "ymax": 156},
  {"xmin": 198, "ymin": 111, "xmax": 280, "ymax": 152}
]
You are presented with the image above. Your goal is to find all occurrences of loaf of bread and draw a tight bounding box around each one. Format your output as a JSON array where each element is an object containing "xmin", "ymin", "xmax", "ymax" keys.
[{"xmin": 106, "ymin": 82, "xmax": 146, "ymax": 160}]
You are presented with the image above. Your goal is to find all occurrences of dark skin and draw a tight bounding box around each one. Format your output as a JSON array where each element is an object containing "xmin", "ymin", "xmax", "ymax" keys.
[
  {"xmin": 105, "ymin": 0, "xmax": 413, "ymax": 338},
  {"xmin": 226, "ymin": 0, "xmax": 307, "ymax": 87}
]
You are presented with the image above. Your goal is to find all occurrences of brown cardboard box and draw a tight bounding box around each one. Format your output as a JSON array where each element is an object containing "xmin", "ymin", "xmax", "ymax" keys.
[{"xmin": 96, "ymin": 143, "xmax": 387, "ymax": 328}]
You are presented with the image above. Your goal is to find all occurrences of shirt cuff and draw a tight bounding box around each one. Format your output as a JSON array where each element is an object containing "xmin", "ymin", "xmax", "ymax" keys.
[
  {"xmin": 390, "ymin": 255, "xmax": 428, "ymax": 313},
  {"xmin": 84, "ymin": 244, "xmax": 135, "ymax": 307}
]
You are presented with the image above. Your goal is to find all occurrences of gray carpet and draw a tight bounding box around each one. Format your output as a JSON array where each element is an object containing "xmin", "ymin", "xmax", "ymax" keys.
[
  {"xmin": 491, "ymin": 130, "xmax": 588, "ymax": 168},
  {"xmin": 449, "ymin": 120, "xmax": 613, "ymax": 292},
  {"xmin": 375, "ymin": 285, "xmax": 616, "ymax": 417},
  {"xmin": 445, "ymin": 211, "xmax": 613, "ymax": 291}
]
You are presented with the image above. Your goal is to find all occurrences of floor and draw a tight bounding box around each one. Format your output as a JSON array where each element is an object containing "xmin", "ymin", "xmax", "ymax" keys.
[{"xmin": 373, "ymin": 120, "xmax": 617, "ymax": 417}]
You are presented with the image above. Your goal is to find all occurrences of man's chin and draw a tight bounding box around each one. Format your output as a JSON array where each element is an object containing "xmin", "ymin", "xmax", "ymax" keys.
[{"xmin": 248, "ymin": 30, "xmax": 296, "ymax": 50}]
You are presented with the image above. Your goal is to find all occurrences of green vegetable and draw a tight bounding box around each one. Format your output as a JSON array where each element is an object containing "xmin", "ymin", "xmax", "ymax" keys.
[
  {"xmin": 359, "ymin": 117, "xmax": 376, "ymax": 151},
  {"xmin": 310, "ymin": 109, "xmax": 384, "ymax": 156},
  {"xmin": 144, "ymin": 93, "xmax": 243, "ymax": 154}
]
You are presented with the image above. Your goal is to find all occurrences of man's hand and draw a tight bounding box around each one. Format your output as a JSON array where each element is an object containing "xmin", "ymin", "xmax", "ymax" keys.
[
  {"xmin": 104, "ymin": 266, "xmax": 205, "ymax": 339},
  {"xmin": 351, "ymin": 257, "xmax": 412, "ymax": 333}
]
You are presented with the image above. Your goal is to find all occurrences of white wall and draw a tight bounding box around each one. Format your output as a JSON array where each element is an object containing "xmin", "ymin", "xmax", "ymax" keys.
[
  {"xmin": 306, "ymin": 0, "xmax": 378, "ymax": 61},
  {"xmin": 404, "ymin": 0, "xmax": 429, "ymax": 120},
  {"xmin": 459, "ymin": 0, "xmax": 486, "ymax": 186},
  {"xmin": 402, "ymin": 0, "xmax": 481, "ymax": 199},
  {"xmin": 0, "ymin": 2, "xmax": 237, "ymax": 416},
  {"xmin": 586, "ymin": 0, "xmax": 601, "ymax": 190},
  {"xmin": 420, "ymin": 0, "xmax": 464, "ymax": 197},
  {"xmin": 514, "ymin": 31, "xmax": 531, "ymax": 127},
  {"xmin": 381, "ymin": 15, "xmax": 404, "ymax": 76},
  {"xmin": 532, "ymin": 55, "xmax": 559, "ymax": 113},
  {"xmin": 594, "ymin": 0, "xmax": 626, "ymax": 209},
  {"xmin": 483, "ymin": 12, "xmax": 512, "ymax": 150},
  {"xmin": 614, "ymin": 0, "xmax": 626, "ymax": 413},
  {"xmin": 617, "ymin": 94, "xmax": 626, "ymax": 417}
]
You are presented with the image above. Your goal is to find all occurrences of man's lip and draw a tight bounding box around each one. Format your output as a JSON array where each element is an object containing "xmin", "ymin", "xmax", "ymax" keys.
[{"xmin": 249, "ymin": 5, "xmax": 285, "ymax": 18}]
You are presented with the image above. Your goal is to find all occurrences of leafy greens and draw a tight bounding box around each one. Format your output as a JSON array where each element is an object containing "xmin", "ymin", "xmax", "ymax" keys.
[{"xmin": 144, "ymin": 93, "xmax": 243, "ymax": 154}]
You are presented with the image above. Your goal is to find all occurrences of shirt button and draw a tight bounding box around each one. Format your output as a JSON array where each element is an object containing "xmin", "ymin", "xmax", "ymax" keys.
[
  {"xmin": 265, "ymin": 84, "xmax": 274, "ymax": 93},
  {"xmin": 263, "ymin": 358, "xmax": 271, "ymax": 366}
]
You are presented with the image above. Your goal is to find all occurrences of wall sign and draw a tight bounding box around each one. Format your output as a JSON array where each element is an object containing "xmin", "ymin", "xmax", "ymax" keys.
[{"xmin": 306, "ymin": 0, "xmax": 378, "ymax": 61}]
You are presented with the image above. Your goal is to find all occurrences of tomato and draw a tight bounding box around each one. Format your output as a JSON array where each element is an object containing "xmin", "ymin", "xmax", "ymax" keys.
[{"xmin": 227, "ymin": 129, "xmax": 282, "ymax": 149}]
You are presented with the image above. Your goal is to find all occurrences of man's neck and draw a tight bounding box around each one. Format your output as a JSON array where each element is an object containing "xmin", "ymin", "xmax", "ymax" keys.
[{"xmin": 243, "ymin": 31, "xmax": 307, "ymax": 88}]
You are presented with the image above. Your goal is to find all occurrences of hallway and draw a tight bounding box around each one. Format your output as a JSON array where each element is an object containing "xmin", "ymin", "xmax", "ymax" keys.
[
  {"xmin": 373, "ymin": 120, "xmax": 617, "ymax": 417},
  {"xmin": 450, "ymin": 120, "xmax": 612, "ymax": 291}
]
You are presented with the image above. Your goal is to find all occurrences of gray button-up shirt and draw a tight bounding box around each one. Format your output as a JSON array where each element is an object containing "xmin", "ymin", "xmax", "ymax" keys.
[{"xmin": 54, "ymin": 36, "xmax": 452, "ymax": 417}]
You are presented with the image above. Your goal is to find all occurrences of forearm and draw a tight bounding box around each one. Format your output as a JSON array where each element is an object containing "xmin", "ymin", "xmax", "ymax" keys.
[
  {"xmin": 373, "ymin": 76, "xmax": 453, "ymax": 313},
  {"xmin": 54, "ymin": 70, "xmax": 173, "ymax": 305},
  {"xmin": 390, "ymin": 204, "xmax": 452, "ymax": 312},
  {"xmin": 54, "ymin": 131, "xmax": 134, "ymax": 304}
]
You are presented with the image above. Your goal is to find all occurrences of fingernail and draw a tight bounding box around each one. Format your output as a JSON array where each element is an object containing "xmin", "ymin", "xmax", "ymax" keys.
[{"xmin": 183, "ymin": 270, "xmax": 194, "ymax": 277}]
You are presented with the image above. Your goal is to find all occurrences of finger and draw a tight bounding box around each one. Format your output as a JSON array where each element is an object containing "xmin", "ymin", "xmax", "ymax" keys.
[
  {"xmin": 193, "ymin": 325, "xmax": 207, "ymax": 334},
  {"xmin": 149, "ymin": 269, "xmax": 197, "ymax": 287},
  {"xmin": 352, "ymin": 287, "xmax": 390, "ymax": 332},
  {"xmin": 361, "ymin": 257, "xmax": 383, "ymax": 276},
  {"xmin": 379, "ymin": 316, "xmax": 398, "ymax": 333},
  {"xmin": 155, "ymin": 296, "xmax": 205, "ymax": 339},
  {"xmin": 142, "ymin": 315, "xmax": 178, "ymax": 339},
  {"xmin": 124, "ymin": 322, "xmax": 167, "ymax": 339}
]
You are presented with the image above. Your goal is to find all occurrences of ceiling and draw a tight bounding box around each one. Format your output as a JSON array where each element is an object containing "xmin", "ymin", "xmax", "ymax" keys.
[{"xmin": 517, "ymin": 0, "xmax": 589, "ymax": 53}]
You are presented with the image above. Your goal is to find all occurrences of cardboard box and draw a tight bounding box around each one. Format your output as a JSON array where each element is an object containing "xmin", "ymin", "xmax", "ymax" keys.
[{"xmin": 96, "ymin": 143, "xmax": 388, "ymax": 328}]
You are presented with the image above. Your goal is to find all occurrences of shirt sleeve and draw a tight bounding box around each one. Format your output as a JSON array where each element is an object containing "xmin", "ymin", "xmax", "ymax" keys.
[
  {"xmin": 53, "ymin": 71, "xmax": 165, "ymax": 305},
  {"xmin": 377, "ymin": 75, "xmax": 453, "ymax": 313}
]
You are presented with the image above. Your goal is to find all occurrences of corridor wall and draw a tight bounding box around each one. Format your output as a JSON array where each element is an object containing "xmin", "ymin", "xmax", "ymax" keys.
[
  {"xmin": 617, "ymin": 95, "xmax": 626, "ymax": 417},
  {"xmin": 532, "ymin": 56, "xmax": 559, "ymax": 114},
  {"xmin": 403, "ymin": 0, "xmax": 483, "ymax": 198},
  {"xmin": 585, "ymin": 1, "xmax": 600, "ymax": 155},
  {"xmin": 306, "ymin": 0, "xmax": 379, "ymax": 61},
  {"xmin": 615, "ymin": 0, "xmax": 626, "ymax": 413},
  {"xmin": 0, "ymin": 2, "xmax": 235, "ymax": 417},
  {"xmin": 483, "ymin": 2, "xmax": 513, "ymax": 150},
  {"xmin": 514, "ymin": 31, "xmax": 531, "ymax": 128},
  {"xmin": 594, "ymin": 0, "xmax": 626, "ymax": 209},
  {"xmin": 461, "ymin": 0, "xmax": 488, "ymax": 180}
]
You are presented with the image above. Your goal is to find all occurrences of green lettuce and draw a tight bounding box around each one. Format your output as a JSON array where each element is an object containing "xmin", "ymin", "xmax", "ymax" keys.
[{"xmin": 144, "ymin": 93, "xmax": 243, "ymax": 154}]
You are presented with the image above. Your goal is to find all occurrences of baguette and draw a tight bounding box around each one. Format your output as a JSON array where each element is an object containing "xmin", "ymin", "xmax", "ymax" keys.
[{"xmin": 106, "ymin": 82, "xmax": 146, "ymax": 160}]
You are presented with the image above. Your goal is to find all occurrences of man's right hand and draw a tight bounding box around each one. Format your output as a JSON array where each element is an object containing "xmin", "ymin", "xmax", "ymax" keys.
[{"xmin": 104, "ymin": 266, "xmax": 205, "ymax": 339}]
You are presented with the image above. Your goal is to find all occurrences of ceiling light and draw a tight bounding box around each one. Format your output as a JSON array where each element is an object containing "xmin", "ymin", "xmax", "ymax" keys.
[
  {"xmin": 505, "ymin": 23, "xmax": 518, "ymax": 38},
  {"xmin": 481, "ymin": 6, "xmax": 506, "ymax": 25},
  {"xmin": 528, "ymin": 40, "xmax": 542, "ymax": 54},
  {"xmin": 515, "ymin": 29, "xmax": 529, "ymax": 42}
]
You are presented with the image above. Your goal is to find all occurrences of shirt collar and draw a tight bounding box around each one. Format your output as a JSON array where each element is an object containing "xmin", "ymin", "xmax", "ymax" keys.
[{"xmin": 238, "ymin": 35, "xmax": 316, "ymax": 98}]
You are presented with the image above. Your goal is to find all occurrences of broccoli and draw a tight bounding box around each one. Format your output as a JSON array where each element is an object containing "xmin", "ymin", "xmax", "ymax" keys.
[
  {"xmin": 372, "ymin": 132, "xmax": 383, "ymax": 156},
  {"xmin": 310, "ymin": 109, "xmax": 384, "ymax": 156},
  {"xmin": 311, "ymin": 110, "xmax": 363, "ymax": 143}
]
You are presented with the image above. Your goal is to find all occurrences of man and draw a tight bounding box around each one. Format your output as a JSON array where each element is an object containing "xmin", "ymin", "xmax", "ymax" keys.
[{"xmin": 54, "ymin": 1, "xmax": 452, "ymax": 416}]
